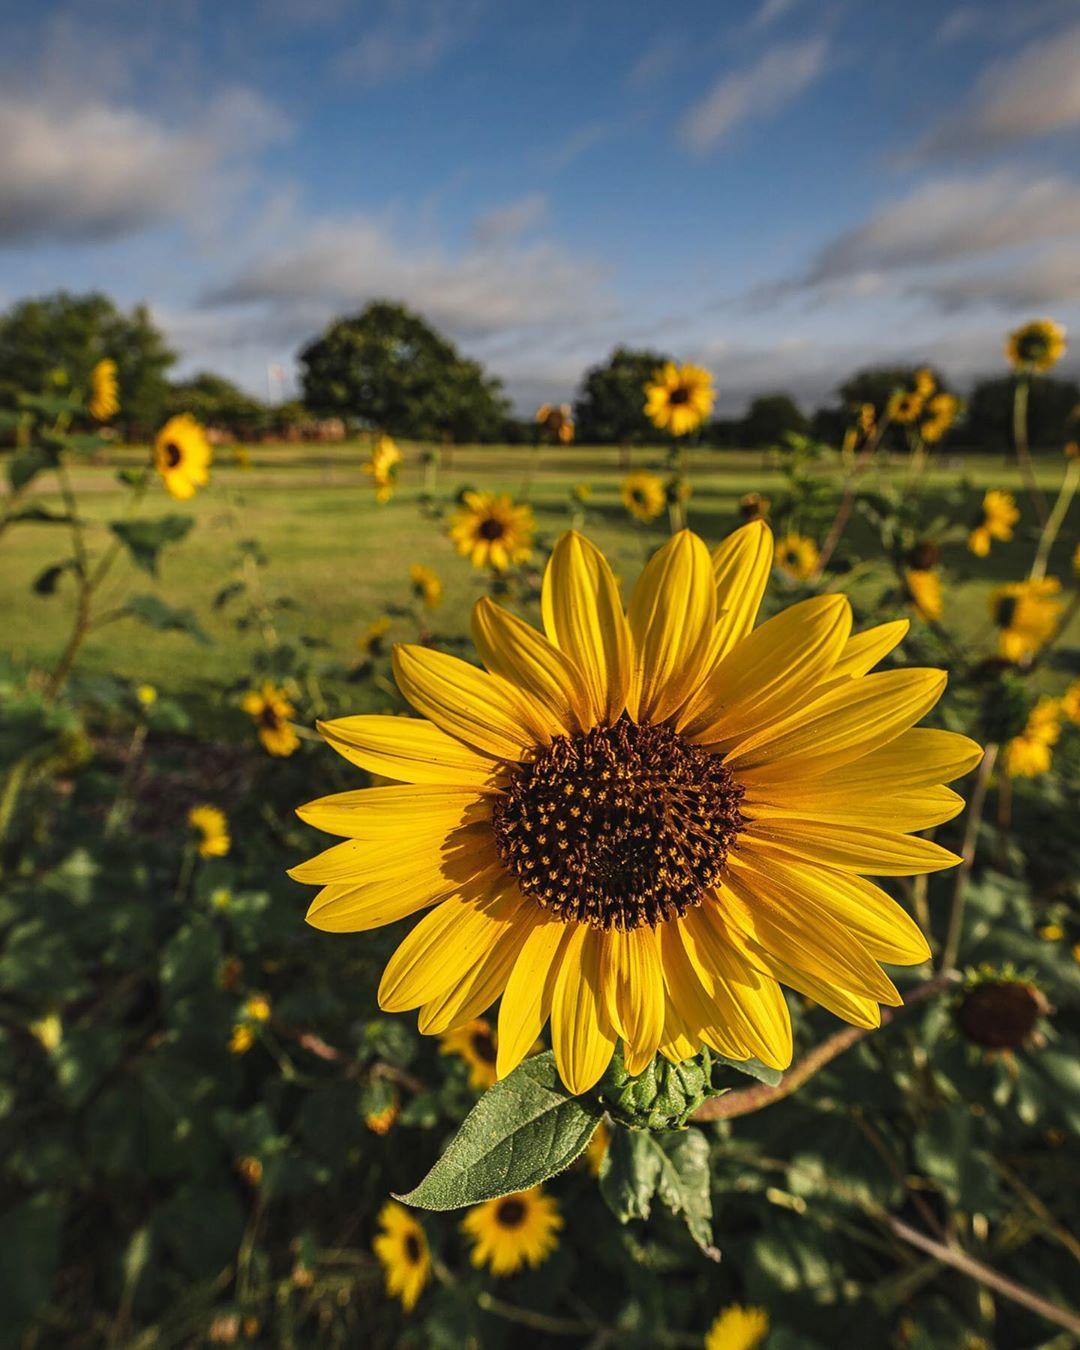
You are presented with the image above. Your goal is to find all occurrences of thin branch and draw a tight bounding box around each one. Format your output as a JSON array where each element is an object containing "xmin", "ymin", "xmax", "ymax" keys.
[{"xmin": 940, "ymin": 743, "xmax": 998, "ymax": 973}]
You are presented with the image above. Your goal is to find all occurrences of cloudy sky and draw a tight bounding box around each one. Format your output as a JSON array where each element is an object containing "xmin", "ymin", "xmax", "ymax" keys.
[{"xmin": 1, "ymin": 0, "xmax": 1078, "ymax": 413}]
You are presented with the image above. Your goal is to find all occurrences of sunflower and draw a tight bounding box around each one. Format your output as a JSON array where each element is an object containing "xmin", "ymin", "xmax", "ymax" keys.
[
  {"xmin": 1007, "ymin": 319, "xmax": 1066, "ymax": 372},
  {"xmin": 243, "ymin": 682, "xmax": 300, "ymax": 757},
  {"xmin": 956, "ymin": 971, "xmax": 1049, "ymax": 1051},
  {"xmin": 188, "ymin": 804, "xmax": 231, "ymax": 858},
  {"xmin": 365, "ymin": 434, "xmax": 402, "ymax": 504},
  {"xmin": 450, "ymin": 491, "xmax": 535, "ymax": 572},
  {"xmin": 373, "ymin": 1201, "xmax": 430, "ymax": 1312},
  {"xmin": 644, "ymin": 363, "xmax": 714, "ymax": 437},
  {"xmin": 154, "ymin": 414, "xmax": 212, "ymax": 500},
  {"xmin": 739, "ymin": 492, "xmax": 770, "ymax": 521},
  {"xmin": 357, "ymin": 617, "xmax": 393, "ymax": 657},
  {"xmin": 584, "ymin": 1119, "xmax": 611, "ymax": 1176},
  {"xmin": 439, "ymin": 1016, "xmax": 499, "ymax": 1090},
  {"xmin": 913, "ymin": 368, "xmax": 936, "ymax": 400},
  {"xmin": 537, "ymin": 403, "xmax": 575, "ymax": 444},
  {"xmin": 990, "ymin": 579, "xmax": 1063, "ymax": 662},
  {"xmin": 229, "ymin": 1024, "xmax": 255, "ymax": 1055},
  {"xmin": 1061, "ymin": 678, "xmax": 1080, "ymax": 724},
  {"xmin": 886, "ymin": 390, "xmax": 924, "ymax": 424},
  {"xmin": 293, "ymin": 523, "xmax": 975, "ymax": 1095},
  {"xmin": 905, "ymin": 568, "xmax": 943, "ymax": 623},
  {"xmin": 968, "ymin": 490, "xmax": 1019, "ymax": 557},
  {"xmin": 88, "ymin": 358, "xmax": 119, "ymax": 421},
  {"xmin": 774, "ymin": 532, "xmax": 819, "ymax": 581},
  {"xmin": 705, "ymin": 1305, "xmax": 769, "ymax": 1350},
  {"xmin": 1003, "ymin": 697, "xmax": 1060, "ymax": 777},
  {"xmin": 621, "ymin": 471, "xmax": 666, "ymax": 523},
  {"xmin": 920, "ymin": 392, "xmax": 959, "ymax": 444},
  {"xmin": 243, "ymin": 993, "xmax": 271, "ymax": 1022},
  {"xmin": 460, "ymin": 1187, "xmax": 563, "ymax": 1277},
  {"xmin": 410, "ymin": 564, "xmax": 443, "ymax": 609}
]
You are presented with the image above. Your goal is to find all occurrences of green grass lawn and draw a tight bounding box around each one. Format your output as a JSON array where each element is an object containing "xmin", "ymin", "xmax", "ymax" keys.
[{"xmin": 2, "ymin": 442, "xmax": 1076, "ymax": 699}]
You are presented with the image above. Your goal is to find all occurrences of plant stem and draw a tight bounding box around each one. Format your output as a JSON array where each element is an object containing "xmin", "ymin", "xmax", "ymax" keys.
[
  {"xmin": 1011, "ymin": 378, "xmax": 1048, "ymax": 526},
  {"xmin": 940, "ymin": 743, "xmax": 998, "ymax": 974},
  {"xmin": 1029, "ymin": 455, "xmax": 1078, "ymax": 582},
  {"xmin": 812, "ymin": 418, "xmax": 890, "ymax": 579}
]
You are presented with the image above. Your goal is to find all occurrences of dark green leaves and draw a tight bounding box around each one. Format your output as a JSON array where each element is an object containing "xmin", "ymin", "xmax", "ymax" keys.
[
  {"xmin": 599, "ymin": 1125, "xmax": 719, "ymax": 1259},
  {"xmin": 109, "ymin": 515, "xmax": 194, "ymax": 575},
  {"xmin": 396, "ymin": 1051, "xmax": 602, "ymax": 1211},
  {"xmin": 122, "ymin": 594, "xmax": 210, "ymax": 644}
]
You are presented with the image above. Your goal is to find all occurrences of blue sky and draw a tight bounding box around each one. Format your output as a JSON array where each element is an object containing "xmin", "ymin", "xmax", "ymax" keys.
[{"xmin": 1, "ymin": 0, "xmax": 1078, "ymax": 411}]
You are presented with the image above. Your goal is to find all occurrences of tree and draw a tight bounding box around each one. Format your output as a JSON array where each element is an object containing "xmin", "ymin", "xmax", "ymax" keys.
[
  {"xmin": 573, "ymin": 346, "xmax": 672, "ymax": 446},
  {"xmin": 0, "ymin": 291, "xmax": 175, "ymax": 434},
  {"xmin": 739, "ymin": 393, "xmax": 808, "ymax": 447},
  {"xmin": 164, "ymin": 373, "xmax": 268, "ymax": 439},
  {"xmin": 298, "ymin": 301, "xmax": 510, "ymax": 442},
  {"xmin": 838, "ymin": 365, "xmax": 949, "ymax": 414},
  {"xmin": 965, "ymin": 375, "xmax": 1079, "ymax": 451}
]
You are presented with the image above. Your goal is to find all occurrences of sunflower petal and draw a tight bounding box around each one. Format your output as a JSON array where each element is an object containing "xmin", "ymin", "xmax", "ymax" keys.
[
  {"xmin": 550, "ymin": 925, "xmax": 617, "ymax": 1094},
  {"xmin": 497, "ymin": 920, "xmax": 570, "ymax": 1079},
  {"xmin": 317, "ymin": 715, "xmax": 503, "ymax": 787},
  {"xmin": 830, "ymin": 620, "xmax": 910, "ymax": 680},
  {"xmin": 657, "ymin": 993, "xmax": 699, "ymax": 1063},
  {"xmin": 806, "ymin": 728, "xmax": 984, "ymax": 792},
  {"xmin": 711, "ymin": 520, "xmax": 774, "ymax": 660},
  {"xmin": 417, "ymin": 906, "xmax": 541, "ymax": 1035},
  {"xmin": 541, "ymin": 531, "xmax": 631, "ymax": 726},
  {"xmin": 392, "ymin": 644, "xmax": 536, "ymax": 759},
  {"xmin": 601, "ymin": 925, "xmax": 664, "ymax": 1075},
  {"xmin": 472, "ymin": 596, "xmax": 586, "ymax": 737},
  {"xmin": 744, "ymin": 784, "xmax": 965, "ymax": 832},
  {"xmin": 658, "ymin": 921, "xmax": 752, "ymax": 1061},
  {"xmin": 297, "ymin": 785, "xmax": 491, "ymax": 839},
  {"xmin": 741, "ymin": 818, "xmax": 962, "ymax": 875}
]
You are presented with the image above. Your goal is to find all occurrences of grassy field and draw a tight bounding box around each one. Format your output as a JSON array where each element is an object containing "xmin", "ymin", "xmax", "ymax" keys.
[{"xmin": 2, "ymin": 441, "xmax": 1076, "ymax": 699}]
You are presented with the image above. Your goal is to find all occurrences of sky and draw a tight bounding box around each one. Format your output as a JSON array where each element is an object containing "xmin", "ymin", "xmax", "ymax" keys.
[{"xmin": 1, "ymin": 0, "xmax": 1079, "ymax": 414}]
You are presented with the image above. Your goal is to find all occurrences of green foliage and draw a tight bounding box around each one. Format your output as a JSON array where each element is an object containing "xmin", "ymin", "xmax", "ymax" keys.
[
  {"xmin": 573, "ymin": 345, "xmax": 671, "ymax": 445},
  {"xmin": 164, "ymin": 372, "xmax": 269, "ymax": 439},
  {"xmin": 599, "ymin": 1126, "xmax": 718, "ymax": 1258},
  {"xmin": 739, "ymin": 392, "xmax": 809, "ymax": 448}
]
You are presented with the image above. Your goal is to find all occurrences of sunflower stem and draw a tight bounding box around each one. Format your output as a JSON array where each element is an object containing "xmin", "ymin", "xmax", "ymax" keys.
[
  {"xmin": 1029, "ymin": 454, "xmax": 1078, "ymax": 582},
  {"xmin": 940, "ymin": 742, "xmax": 998, "ymax": 974},
  {"xmin": 1011, "ymin": 377, "xmax": 1049, "ymax": 526},
  {"xmin": 812, "ymin": 416, "xmax": 890, "ymax": 579}
]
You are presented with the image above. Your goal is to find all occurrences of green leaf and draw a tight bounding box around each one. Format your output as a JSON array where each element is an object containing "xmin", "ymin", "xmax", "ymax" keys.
[
  {"xmin": 395, "ymin": 1051, "xmax": 601, "ymax": 1210},
  {"xmin": 7, "ymin": 444, "xmax": 58, "ymax": 493},
  {"xmin": 711, "ymin": 1053, "xmax": 783, "ymax": 1087},
  {"xmin": 598, "ymin": 1125, "xmax": 719, "ymax": 1260},
  {"xmin": 122, "ymin": 594, "xmax": 210, "ymax": 644},
  {"xmin": 32, "ymin": 559, "xmax": 80, "ymax": 596},
  {"xmin": 599, "ymin": 1127, "xmax": 663, "ymax": 1222},
  {"xmin": 109, "ymin": 515, "xmax": 194, "ymax": 576},
  {"xmin": 6, "ymin": 505, "xmax": 77, "ymax": 526}
]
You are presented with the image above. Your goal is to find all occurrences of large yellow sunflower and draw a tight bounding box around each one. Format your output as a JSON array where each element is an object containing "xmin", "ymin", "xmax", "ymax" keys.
[
  {"xmin": 292, "ymin": 524, "xmax": 978, "ymax": 1095},
  {"xmin": 153, "ymin": 414, "xmax": 212, "ymax": 500},
  {"xmin": 644, "ymin": 363, "xmax": 714, "ymax": 437},
  {"xmin": 373, "ymin": 1201, "xmax": 430, "ymax": 1311},
  {"xmin": 460, "ymin": 1187, "xmax": 563, "ymax": 1276},
  {"xmin": 450, "ymin": 491, "xmax": 535, "ymax": 572},
  {"xmin": 1007, "ymin": 318, "xmax": 1066, "ymax": 372}
]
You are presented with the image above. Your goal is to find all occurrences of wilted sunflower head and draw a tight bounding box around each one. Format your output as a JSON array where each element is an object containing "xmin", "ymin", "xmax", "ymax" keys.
[
  {"xmin": 460, "ymin": 1187, "xmax": 563, "ymax": 1277},
  {"xmin": 153, "ymin": 414, "xmax": 212, "ymax": 500},
  {"xmin": 644, "ymin": 362, "xmax": 714, "ymax": 437},
  {"xmin": 242, "ymin": 682, "xmax": 299, "ymax": 757},
  {"xmin": 373, "ymin": 1202, "xmax": 430, "ymax": 1311},
  {"xmin": 956, "ymin": 971, "xmax": 1049, "ymax": 1050},
  {"xmin": 989, "ymin": 579, "xmax": 1063, "ymax": 663},
  {"xmin": 1007, "ymin": 318, "xmax": 1066, "ymax": 372},
  {"xmin": 450, "ymin": 491, "xmax": 534, "ymax": 572},
  {"xmin": 621, "ymin": 470, "xmax": 666, "ymax": 523},
  {"xmin": 292, "ymin": 523, "xmax": 978, "ymax": 1096},
  {"xmin": 88, "ymin": 358, "xmax": 119, "ymax": 421}
]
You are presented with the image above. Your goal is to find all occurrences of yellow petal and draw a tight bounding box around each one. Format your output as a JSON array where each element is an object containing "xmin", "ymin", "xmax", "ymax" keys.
[
  {"xmin": 471, "ymin": 596, "xmax": 584, "ymax": 737},
  {"xmin": 627, "ymin": 531, "xmax": 716, "ymax": 723},
  {"xmin": 680, "ymin": 595, "xmax": 852, "ymax": 744},
  {"xmin": 741, "ymin": 818, "xmax": 962, "ymax": 875},
  {"xmin": 711, "ymin": 520, "xmax": 774, "ymax": 660},
  {"xmin": 392, "ymin": 645, "xmax": 535, "ymax": 759},
  {"xmin": 728, "ymin": 668, "xmax": 947, "ymax": 780},
  {"xmin": 550, "ymin": 924, "xmax": 617, "ymax": 1094},
  {"xmin": 805, "ymin": 728, "xmax": 984, "ymax": 792},
  {"xmin": 541, "ymin": 531, "xmax": 631, "ymax": 726},
  {"xmin": 297, "ymin": 785, "xmax": 491, "ymax": 839},
  {"xmin": 658, "ymin": 921, "xmax": 751, "ymax": 1061},
  {"xmin": 496, "ymin": 919, "xmax": 569, "ymax": 1079},
  {"xmin": 417, "ymin": 906, "xmax": 541, "ymax": 1034},
  {"xmin": 317, "ymin": 715, "xmax": 503, "ymax": 788},
  {"xmin": 830, "ymin": 619, "xmax": 909, "ymax": 680},
  {"xmin": 657, "ymin": 992, "xmax": 699, "ymax": 1063},
  {"xmin": 600, "ymin": 925, "xmax": 664, "ymax": 1075},
  {"xmin": 744, "ymin": 784, "xmax": 965, "ymax": 832}
]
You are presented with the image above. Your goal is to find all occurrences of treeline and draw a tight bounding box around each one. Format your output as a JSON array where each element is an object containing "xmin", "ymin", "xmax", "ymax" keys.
[{"xmin": 1, "ymin": 291, "xmax": 1076, "ymax": 450}]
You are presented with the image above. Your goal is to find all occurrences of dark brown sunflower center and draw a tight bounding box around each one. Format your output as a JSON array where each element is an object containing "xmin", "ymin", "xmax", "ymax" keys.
[
  {"xmin": 957, "ymin": 980, "xmax": 1044, "ymax": 1050},
  {"xmin": 470, "ymin": 1029, "xmax": 497, "ymax": 1064},
  {"xmin": 259, "ymin": 706, "xmax": 282, "ymax": 729},
  {"xmin": 492, "ymin": 720, "xmax": 744, "ymax": 931},
  {"xmin": 1016, "ymin": 332, "xmax": 1048, "ymax": 362},
  {"xmin": 994, "ymin": 596, "xmax": 1018, "ymax": 629},
  {"xmin": 162, "ymin": 441, "xmax": 183, "ymax": 468},
  {"xmin": 495, "ymin": 1198, "xmax": 527, "ymax": 1228},
  {"xmin": 403, "ymin": 1233, "xmax": 422, "ymax": 1264},
  {"xmin": 668, "ymin": 386, "xmax": 690, "ymax": 405},
  {"xmin": 478, "ymin": 517, "xmax": 506, "ymax": 541}
]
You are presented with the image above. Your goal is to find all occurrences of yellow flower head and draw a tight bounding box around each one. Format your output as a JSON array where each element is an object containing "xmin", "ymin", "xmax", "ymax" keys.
[
  {"xmin": 705, "ymin": 1305, "xmax": 770, "ymax": 1350},
  {"xmin": 136, "ymin": 684, "xmax": 158, "ymax": 707},
  {"xmin": 450, "ymin": 491, "xmax": 534, "ymax": 572},
  {"xmin": 188, "ymin": 804, "xmax": 231, "ymax": 858},
  {"xmin": 154, "ymin": 414, "xmax": 212, "ymax": 500},
  {"xmin": 365, "ymin": 1098, "xmax": 400, "ymax": 1135},
  {"xmin": 905, "ymin": 568, "xmax": 943, "ymax": 623},
  {"xmin": 460, "ymin": 1187, "xmax": 563, "ymax": 1277},
  {"xmin": 920, "ymin": 392, "xmax": 959, "ymax": 443},
  {"xmin": 968, "ymin": 490, "xmax": 1019, "ymax": 557},
  {"xmin": 1007, "ymin": 318, "xmax": 1066, "ymax": 372},
  {"xmin": 739, "ymin": 492, "xmax": 770, "ymax": 522},
  {"xmin": 621, "ymin": 471, "xmax": 666, "ymax": 523},
  {"xmin": 536, "ymin": 403, "xmax": 575, "ymax": 444},
  {"xmin": 1060, "ymin": 678, "xmax": 1080, "ymax": 725},
  {"xmin": 990, "ymin": 579, "xmax": 1063, "ymax": 662},
  {"xmin": 886, "ymin": 390, "xmax": 924, "ymax": 424},
  {"xmin": 229, "ymin": 1024, "xmax": 255, "ymax": 1055},
  {"xmin": 409, "ymin": 564, "xmax": 443, "ymax": 610},
  {"xmin": 373, "ymin": 1201, "xmax": 430, "ymax": 1312},
  {"xmin": 644, "ymin": 362, "xmax": 715, "ymax": 437},
  {"xmin": 365, "ymin": 434, "xmax": 402, "ymax": 504},
  {"xmin": 357, "ymin": 616, "xmax": 393, "ymax": 656},
  {"xmin": 30, "ymin": 1013, "xmax": 63, "ymax": 1052},
  {"xmin": 913, "ymin": 368, "xmax": 936, "ymax": 400},
  {"xmin": 584, "ymin": 1119, "xmax": 611, "ymax": 1176},
  {"xmin": 439, "ymin": 1017, "xmax": 500, "ymax": 1090},
  {"xmin": 243, "ymin": 994, "xmax": 272, "ymax": 1023},
  {"xmin": 237, "ymin": 1156, "xmax": 263, "ymax": 1186},
  {"xmin": 1004, "ymin": 697, "xmax": 1061, "ymax": 777},
  {"xmin": 89, "ymin": 358, "xmax": 119, "ymax": 421},
  {"xmin": 292, "ymin": 522, "xmax": 973, "ymax": 1096},
  {"xmin": 774, "ymin": 532, "xmax": 819, "ymax": 581},
  {"xmin": 1039, "ymin": 922, "xmax": 1064, "ymax": 942},
  {"xmin": 242, "ymin": 682, "xmax": 299, "ymax": 757},
  {"xmin": 857, "ymin": 402, "xmax": 876, "ymax": 435},
  {"xmin": 572, "ymin": 482, "xmax": 592, "ymax": 503}
]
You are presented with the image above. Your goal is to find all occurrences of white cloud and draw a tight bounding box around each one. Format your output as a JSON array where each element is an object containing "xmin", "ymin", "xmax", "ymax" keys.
[
  {"xmin": 470, "ymin": 193, "xmax": 548, "ymax": 246},
  {"xmin": 679, "ymin": 38, "xmax": 829, "ymax": 152},
  {"xmin": 334, "ymin": 0, "xmax": 481, "ymax": 86},
  {"xmin": 920, "ymin": 21, "xmax": 1080, "ymax": 155},
  {"xmin": 907, "ymin": 246, "xmax": 1080, "ymax": 312},
  {"xmin": 0, "ymin": 88, "xmax": 289, "ymax": 245},
  {"xmin": 750, "ymin": 0, "xmax": 800, "ymax": 31}
]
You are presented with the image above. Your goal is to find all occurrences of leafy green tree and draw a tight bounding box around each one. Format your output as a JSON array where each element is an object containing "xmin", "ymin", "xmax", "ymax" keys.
[
  {"xmin": 0, "ymin": 291, "xmax": 175, "ymax": 434},
  {"xmin": 739, "ymin": 393, "xmax": 808, "ymax": 447},
  {"xmin": 165, "ymin": 373, "xmax": 268, "ymax": 439},
  {"xmin": 298, "ymin": 302, "xmax": 510, "ymax": 441},
  {"xmin": 573, "ymin": 346, "xmax": 672, "ymax": 445},
  {"xmin": 965, "ymin": 375, "xmax": 1079, "ymax": 451}
]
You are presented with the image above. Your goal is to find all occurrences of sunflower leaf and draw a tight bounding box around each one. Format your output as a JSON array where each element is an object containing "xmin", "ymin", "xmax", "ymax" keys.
[
  {"xmin": 109, "ymin": 515, "xmax": 194, "ymax": 576},
  {"xmin": 711, "ymin": 1054, "xmax": 783, "ymax": 1087},
  {"xmin": 394, "ymin": 1051, "xmax": 602, "ymax": 1211},
  {"xmin": 598, "ymin": 1124, "xmax": 720, "ymax": 1260}
]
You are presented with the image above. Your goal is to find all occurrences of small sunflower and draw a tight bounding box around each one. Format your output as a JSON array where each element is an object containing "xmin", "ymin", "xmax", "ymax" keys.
[
  {"xmin": 536, "ymin": 403, "xmax": 575, "ymax": 444},
  {"xmin": 364, "ymin": 434, "xmax": 403, "ymax": 504},
  {"xmin": 373, "ymin": 1201, "xmax": 430, "ymax": 1312},
  {"xmin": 912, "ymin": 368, "xmax": 936, "ymax": 400},
  {"xmin": 621, "ymin": 471, "xmax": 666, "ymax": 523},
  {"xmin": 409, "ymin": 564, "xmax": 443, "ymax": 610},
  {"xmin": 136, "ymin": 684, "xmax": 158, "ymax": 707},
  {"xmin": 188, "ymin": 804, "xmax": 231, "ymax": 858},
  {"xmin": 920, "ymin": 392, "xmax": 959, "ymax": 444},
  {"xmin": 739, "ymin": 492, "xmax": 770, "ymax": 521},
  {"xmin": 357, "ymin": 617, "xmax": 393, "ymax": 657},
  {"xmin": 229, "ymin": 1024, "xmax": 255, "ymax": 1055},
  {"xmin": 293, "ymin": 523, "xmax": 975, "ymax": 1096},
  {"xmin": 905, "ymin": 569, "xmax": 943, "ymax": 623},
  {"xmin": 1003, "ymin": 697, "xmax": 1060, "ymax": 777},
  {"xmin": 243, "ymin": 994, "xmax": 271, "ymax": 1022},
  {"xmin": 243, "ymin": 682, "xmax": 300, "ymax": 757},
  {"xmin": 886, "ymin": 390, "xmax": 924, "ymax": 424},
  {"xmin": 644, "ymin": 362, "xmax": 714, "ymax": 437},
  {"xmin": 439, "ymin": 1016, "xmax": 499, "ymax": 1090},
  {"xmin": 990, "ymin": 579, "xmax": 1063, "ymax": 662},
  {"xmin": 774, "ymin": 532, "xmax": 819, "ymax": 581},
  {"xmin": 705, "ymin": 1304, "xmax": 770, "ymax": 1350},
  {"xmin": 460, "ymin": 1188, "xmax": 563, "ymax": 1277},
  {"xmin": 1007, "ymin": 319, "xmax": 1066, "ymax": 372},
  {"xmin": 1061, "ymin": 678, "xmax": 1080, "ymax": 724},
  {"xmin": 968, "ymin": 490, "xmax": 1019, "ymax": 557},
  {"xmin": 450, "ymin": 491, "xmax": 534, "ymax": 572},
  {"xmin": 154, "ymin": 414, "xmax": 212, "ymax": 501},
  {"xmin": 88, "ymin": 358, "xmax": 119, "ymax": 421},
  {"xmin": 584, "ymin": 1119, "xmax": 611, "ymax": 1176}
]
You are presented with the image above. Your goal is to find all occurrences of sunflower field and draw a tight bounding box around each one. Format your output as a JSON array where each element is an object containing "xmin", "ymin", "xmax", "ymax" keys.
[{"xmin": 1, "ymin": 327, "xmax": 1079, "ymax": 1350}]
